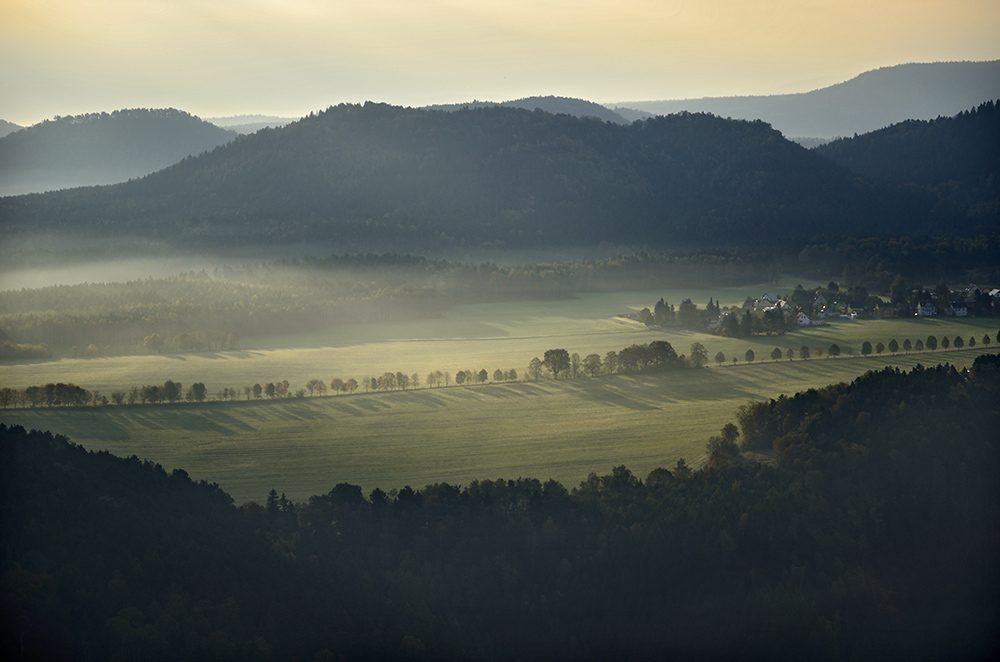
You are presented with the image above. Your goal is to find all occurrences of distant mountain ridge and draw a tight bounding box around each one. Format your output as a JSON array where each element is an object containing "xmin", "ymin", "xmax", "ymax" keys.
[
  {"xmin": 0, "ymin": 119, "xmax": 21, "ymax": 139},
  {"xmin": 205, "ymin": 114, "xmax": 298, "ymax": 135},
  {"xmin": 426, "ymin": 95, "xmax": 629, "ymax": 124},
  {"xmin": 613, "ymin": 61, "xmax": 1000, "ymax": 138},
  {"xmin": 0, "ymin": 109, "xmax": 236, "ymax": 196},
  {"xmin": 0, "ymin": 103, "xmax": 944, "ymax": 252}
]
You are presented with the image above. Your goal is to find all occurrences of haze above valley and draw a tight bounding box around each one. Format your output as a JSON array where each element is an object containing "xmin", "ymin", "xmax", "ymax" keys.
[
  {"xmin": 3, "ymin": 1, "xmax": 998, "ymax": 126},
  {"xmin": 1, "ymin": 1, "xmax": 999, "ymax": 287}
]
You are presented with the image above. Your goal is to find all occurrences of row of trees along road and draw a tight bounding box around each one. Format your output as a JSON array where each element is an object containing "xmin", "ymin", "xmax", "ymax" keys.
[{"xmin": 4, "ymin": 331, "xmax": 997, "ymax": 409}]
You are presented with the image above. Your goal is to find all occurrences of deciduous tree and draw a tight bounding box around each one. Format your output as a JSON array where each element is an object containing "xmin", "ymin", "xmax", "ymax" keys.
[
  {"xmin": 582, "ymin": 353, "xmax": 603, "ymax": 376},
  {"xmin": 186, "ymin": 382, "xmax": 207, "ymax": 402},
  {"xmin": 163, "ymin": 380, "xmax": 181, "ymax": 403},
  {"xmin": 689, "ymin": 342, "xmax": 708, "ymax": 368},
  {"xmin": 543, "ymin": 349, "xmax": 571, "ymax": 379},
  {"xmin": 143, "ymin": 334, "xmax": 164, "ymax": 353},
  {"xmin": 604, "ymin": 350, "xmax": 618, "ymax": 374}
]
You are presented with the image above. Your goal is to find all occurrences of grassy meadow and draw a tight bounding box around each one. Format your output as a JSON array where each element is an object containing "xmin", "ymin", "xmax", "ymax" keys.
[
  {"xmin": 2, "ymin": 286, "xmax": 997, "ymax": 503},
  {"xmin": 3, "ymin": 284, "xmax": 995, "ymax": 395}
]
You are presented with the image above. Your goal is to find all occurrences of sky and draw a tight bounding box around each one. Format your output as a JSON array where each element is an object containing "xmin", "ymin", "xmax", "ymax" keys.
[{"xmin": 2, "ymin": 0, "xmax": 999, "ymax": 126}]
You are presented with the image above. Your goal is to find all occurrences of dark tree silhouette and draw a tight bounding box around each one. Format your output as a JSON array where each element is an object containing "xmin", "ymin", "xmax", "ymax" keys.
[{"xmin": 543, "ymin": 349, "xmax": 571, "ymax": 379}]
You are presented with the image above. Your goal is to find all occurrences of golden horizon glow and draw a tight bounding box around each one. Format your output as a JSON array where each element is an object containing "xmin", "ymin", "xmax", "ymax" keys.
[{"xmin": 2, "ymin": 0, "xmax": 998, "ymax": 125}]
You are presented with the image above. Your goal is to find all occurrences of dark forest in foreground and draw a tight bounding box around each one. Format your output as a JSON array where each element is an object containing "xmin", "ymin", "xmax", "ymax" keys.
[{"xmin": 2, "ymin": 355, "xmax": 998, "ymax": 660}]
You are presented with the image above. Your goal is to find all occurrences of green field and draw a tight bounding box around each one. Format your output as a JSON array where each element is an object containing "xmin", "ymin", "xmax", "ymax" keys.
[
  {"xmin": 3, "ymin": 344, "xmax": 996, "ymax": 505},
  {"xmin": 3, "ymin": 286, "xmax": 998, "ymax": 503},
  {"xmin": 2, "ymin": 286, "xmax": 995, "ymax": 395}
]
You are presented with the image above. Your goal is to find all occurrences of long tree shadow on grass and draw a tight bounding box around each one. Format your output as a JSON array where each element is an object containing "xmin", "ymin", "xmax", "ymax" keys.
[
  {"xmin": 559, "ymin": 377, "xmax": 660, "ymax": 411},
  {"xmin": 558, "ymin": 370, "xmax": 766, "ymax": 411},
  {"xmin": 121, "ymin": 408, "xmax": 259, "ymax": 435},
  {"xmin": 451, "ymin": 383, "xmax": 542, "ymax": 401}
]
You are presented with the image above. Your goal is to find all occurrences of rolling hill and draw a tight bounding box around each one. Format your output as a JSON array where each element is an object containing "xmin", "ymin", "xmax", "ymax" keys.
[
  {"xmin": 204, "ymin": 114, "xmax": 298, "ymax": 134},
  {"xmin": 813, "ymin": 100, "xmax": 1000, "ymax": 229},
  {"xmin": 0, "ymin": 108, "xmax": 236, "ymax": 196},
  {"xmin": 425, "ymin": 95, "xmax": 630, "ymax": 124},
  {"xmin": 0, "ymin": 119, "xmax": 21, "ymax": 139},
  {"xmin": 0, "ymin": 103, "xmax": 941, "ymax": 253},
  {"xmin": 614, "ymin": 61, "xmax": 1000, "ymax": 139},
  {"xmin": 814, "ymin": 100, "xmax": 1000, "ymax": 187}
]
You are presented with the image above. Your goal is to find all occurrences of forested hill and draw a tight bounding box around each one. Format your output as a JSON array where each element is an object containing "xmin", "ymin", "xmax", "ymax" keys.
[
  {"xmin": 0, "ymin": 103, "xmax": 943, "ymax": 252},
  {"xmin": 616, "ymin": 60, "xmax": 1000, "ymax": 139},
  {"xmin": 3, "ymin": 355, "xmax": 998, "ymax": 659},
  {"xmin": 0, "ymin": 108, "xmax": 236, "ymax": 196},
  {"xmin": 425, "ymin": 95, "xmax": 629, "ymax": 124},
  {"xmin": 813, "ymin": 101, "xmax": 999, "ymax": 223},
  {"xmin": 0, "ymin": 119, "xmax": 21, "ymax": 139}
]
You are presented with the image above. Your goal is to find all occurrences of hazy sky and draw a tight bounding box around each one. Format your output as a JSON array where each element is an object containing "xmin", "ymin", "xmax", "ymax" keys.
[{"xmin": 3, "ymin": 0, "xmax": 998, "ymax": 125}]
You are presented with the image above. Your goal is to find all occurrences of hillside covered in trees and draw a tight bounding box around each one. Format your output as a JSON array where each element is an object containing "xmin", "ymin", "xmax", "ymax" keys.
[
  {"xmin": 813, "ymin": 100, "xmax": 1000, "ymax": 228},
  {"xmin": 3, "ymin": 355, "xmax": 998, "ymax": 660},
  {"xmin": 0, "ymin": 109, "xmax": 236, "ymax": 196},
  {"xmin": 425, "ymin": 95, "xmax": 630, "ymax": 124},
  {"xmin": 0, "ymin": 120, "xmax": 21, "ymax": 140},
  {"xmin": 0, "ymin": 103, "xmax": 947, "ymax": 253}
]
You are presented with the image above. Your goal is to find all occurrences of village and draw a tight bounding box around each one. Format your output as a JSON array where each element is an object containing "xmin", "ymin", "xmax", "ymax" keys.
[{"xmin": 628, "ymin": 282, "xmax": 1000, "ymax": 336}]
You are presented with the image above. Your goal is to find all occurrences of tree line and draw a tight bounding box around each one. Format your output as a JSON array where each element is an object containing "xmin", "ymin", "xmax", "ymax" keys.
[
  {"xmin": 1, "ymin": 102, "xmax": 945, "ymax": 253},
  {"xmin": 6, "ymin": 331, "xmax": 997, "ymax": 410},
  {"xmin": 0, "ymin": 251, "xmax": 778, "ymax": 353}
]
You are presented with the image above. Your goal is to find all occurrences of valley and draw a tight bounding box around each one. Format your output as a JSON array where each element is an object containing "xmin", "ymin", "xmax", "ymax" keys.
[
  {"xmin": 2, "ymin": 47, "xmax": 999, "ymax": 659},
  {"xmin": 3, "ymin": 286, "xmax": 995, "ymax": 503}
]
